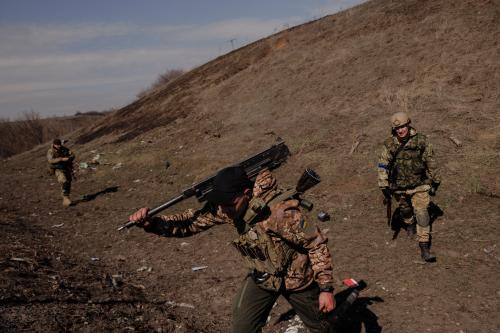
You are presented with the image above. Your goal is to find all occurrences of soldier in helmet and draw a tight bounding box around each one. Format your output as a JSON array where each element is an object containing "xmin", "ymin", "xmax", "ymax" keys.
[
  {"xmin": 47, "ymin": 138, "xmax": 75, "ymax": 206},
  {"xmin": 378, "ymin": 112, "xmax": 441, "ymax": 262},
  {"xmin": 129, "ymin": 167, "xmax": 336, "ymax": 332}
]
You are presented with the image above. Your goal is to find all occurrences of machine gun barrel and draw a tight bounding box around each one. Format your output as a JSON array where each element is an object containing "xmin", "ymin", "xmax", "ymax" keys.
[{"xmin": 118, "ymin": 141, "xmax": 290, "ymax": 231}]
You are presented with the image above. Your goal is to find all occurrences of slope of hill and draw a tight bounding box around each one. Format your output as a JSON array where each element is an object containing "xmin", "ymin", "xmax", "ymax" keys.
[{"xmin": 1, "ymin": 0, "xmax": 499, "ymax": 332}]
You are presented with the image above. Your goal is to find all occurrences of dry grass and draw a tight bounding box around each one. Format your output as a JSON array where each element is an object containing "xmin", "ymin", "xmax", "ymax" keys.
[
  {"xmin": 136, "ymin": 68, "xmax": 185, "ymax": 99},
  {"xmin": 0, "ymin": 111, "xmax": 104, "ymax": 158}
]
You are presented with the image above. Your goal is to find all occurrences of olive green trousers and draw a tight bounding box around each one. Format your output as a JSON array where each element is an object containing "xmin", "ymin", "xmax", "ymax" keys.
[
  {"xmin": 232, "ymin": 275, "xmax": 331, "ymax": 333},
  {"xmin": 55, "ymin": 169, "xmax": 72, "ymax": 195},
  {"xmin": 395, "ymin": 191, "xmax": 431, "ymax": 242}
]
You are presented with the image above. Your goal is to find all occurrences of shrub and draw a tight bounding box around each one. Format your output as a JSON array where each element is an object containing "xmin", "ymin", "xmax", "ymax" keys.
[{"xmin": 137, "ymin": 68, "xmax": 185, "ymax": 99}]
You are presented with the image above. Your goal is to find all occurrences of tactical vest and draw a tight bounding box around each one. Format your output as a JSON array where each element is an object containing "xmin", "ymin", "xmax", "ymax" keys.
[
  {"xmin": 48, "ymin": 147, "xmax": 72, "ymax": 170},
  {"xmin": 232, "ymin": 189, "xmax": 298, "ymax": 291},
  {"xmin": 386, "ymin": 133, "xmax": 428, "ymax": 189}
]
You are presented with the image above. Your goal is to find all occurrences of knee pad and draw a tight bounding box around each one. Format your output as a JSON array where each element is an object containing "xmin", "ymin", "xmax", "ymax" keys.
[
  {"xmin": 415, "ymin": 209, "xmax": 430, "ymax": 227},
  {"xmin": 399, "ymin": 206, "xmax": 413, "ymax": 219}
]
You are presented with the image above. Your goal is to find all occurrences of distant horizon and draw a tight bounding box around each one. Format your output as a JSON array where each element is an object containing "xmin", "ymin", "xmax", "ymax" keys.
[{"xmin": 0, "ymin": 0, "xmax": 366, "ymax": 119}]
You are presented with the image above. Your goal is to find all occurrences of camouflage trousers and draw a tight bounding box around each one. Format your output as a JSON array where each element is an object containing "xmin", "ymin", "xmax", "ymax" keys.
[
  {"xmin": 395, "ymin": 191, "xmax": 430, "ymax": 242},
  {"xmin": 54, "ymin": 169, "xmax": 72, "ymax": 195},
  {"xmin": 232, "ymin": 275, "xmax": 331, "ymax": 333}
]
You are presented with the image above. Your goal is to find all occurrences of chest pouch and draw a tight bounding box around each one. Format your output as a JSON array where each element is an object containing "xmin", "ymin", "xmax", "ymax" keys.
[
  {"xmin": 233, "ymin": 226, "xmax": 293, "ymax": 291},
  {"xmin": 232, "ymin": 192, "xmax": 297, "ymax": 291}
]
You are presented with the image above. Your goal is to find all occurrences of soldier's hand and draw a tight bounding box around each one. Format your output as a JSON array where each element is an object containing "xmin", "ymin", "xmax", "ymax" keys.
[
  {"xmin": 129, "ymin": 207, "xmax": 151, "ymax": 228},
  {"xmin": 319, "ymin": 292, "xmax": 336, "ymax": 313},
  {"xmin": 61, "ymin": 157, "xmax": 70, "ymax": 162}
]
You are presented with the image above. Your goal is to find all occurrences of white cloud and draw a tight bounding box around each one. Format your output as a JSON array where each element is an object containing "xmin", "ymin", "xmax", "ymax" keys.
[
  {"xmin": 0, "ymin": 46, "xmax": 205, "ymax": 71},
  {"xmin": 0, "ymin": 17, "xmax": 299, "ymax": 57},
  {"xmin": 0, "ymin": 9, "xmax": 351, "ymax": 117},
  {"xmin": 0, "ymin": 23, "xmax": 133, "ymax": 55},
  {"xmin": 0, "ymin": 74, "xmax": 150, "ymax": 96}
]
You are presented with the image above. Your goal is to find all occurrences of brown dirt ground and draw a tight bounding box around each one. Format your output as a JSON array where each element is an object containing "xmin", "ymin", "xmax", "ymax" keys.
[{"xmin": 1, "ymin": 0, "xmax": 499, "ymax": 332}]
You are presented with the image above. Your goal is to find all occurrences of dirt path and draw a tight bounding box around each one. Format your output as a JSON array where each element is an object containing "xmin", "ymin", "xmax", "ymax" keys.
[{"xmin": 1, "ymin": 151, "xmax": 499, "ymax": 332}]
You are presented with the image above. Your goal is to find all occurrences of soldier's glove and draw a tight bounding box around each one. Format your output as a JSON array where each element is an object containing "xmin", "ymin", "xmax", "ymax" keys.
[
  {"xmin": 381, "ymin": 187, "xmax": 392, "ymax": 199},
  {"xmin": 429, "ymin": 182, "xmax": 440, "ymax": 196}
]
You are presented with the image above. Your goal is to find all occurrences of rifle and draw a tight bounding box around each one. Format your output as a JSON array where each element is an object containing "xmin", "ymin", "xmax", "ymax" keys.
[
  {"xmin": 69, "ymin": 160, "xmax": 77, "ymax": 181},
  {"xmin": 384, "ymin": 185, "xmax": 431, "ymax": 227},
  {"xmin": 394, "ymin": 184, "xmax": 431, "ymax": 195},
  {"xmin": 383, "ymin": 196, "xmax": 391, "ymax": 227},
  {"xmin": 118, "ymin": 141, "xmax": 291, "ymax": 231},
  {"xmin": 382, "ymin": 140, "xmax": 407, "ymax": 227}
]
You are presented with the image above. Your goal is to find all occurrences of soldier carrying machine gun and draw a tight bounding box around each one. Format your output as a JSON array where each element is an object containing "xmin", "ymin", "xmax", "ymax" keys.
[{"xmin": 124, "ymin": 141, "xmax": 338, "ymax": 332}]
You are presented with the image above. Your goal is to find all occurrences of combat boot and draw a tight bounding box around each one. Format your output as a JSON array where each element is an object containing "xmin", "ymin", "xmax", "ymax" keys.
[
  {"xmin": 62, "ymin": 195, "xmax": 72, "ymax": 207},
  {"xmin": 419, "ymin": 242, "xmax": 436, "ymax": 262}
]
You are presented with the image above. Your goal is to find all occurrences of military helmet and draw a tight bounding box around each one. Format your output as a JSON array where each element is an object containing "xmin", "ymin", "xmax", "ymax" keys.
[{"xmin": 390, "ymin": 112, "xmax": 411, "ymax": 128}]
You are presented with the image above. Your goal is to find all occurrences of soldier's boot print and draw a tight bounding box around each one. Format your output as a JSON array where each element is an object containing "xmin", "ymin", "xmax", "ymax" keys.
[
  {"xmin": 62, "ymin": 195, "xmax": 72, "ymax": 207},
  {"xmin": 419, "ymin": 242, "xmax": 436, "ymax": 262}
]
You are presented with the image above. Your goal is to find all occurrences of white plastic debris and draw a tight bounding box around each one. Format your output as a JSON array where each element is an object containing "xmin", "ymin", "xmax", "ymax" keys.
[
  {"xmin": 483, "ymin": 245, "xmax": 496, "ymax": 254},
  {"xmin": 375, "ymin": 281, "xmax": 389, "ymax": 291},
  {"xmin": 165, "ymin": 301, "xmax": 194, "ymax": 309},
  {"xmin": 191, "ymin": 265, "xmax": 208, "ymax": 271},
  {"xmin": 137, "ymin": 266, "xmax": 153, "ymax": 272},
  {"xmin": 51, "ymin": 223, "xmax": 64, "ymax": 228},
  {"xmin": 284, "ymin": 315, "xmax": 305, "ymax": 333}
]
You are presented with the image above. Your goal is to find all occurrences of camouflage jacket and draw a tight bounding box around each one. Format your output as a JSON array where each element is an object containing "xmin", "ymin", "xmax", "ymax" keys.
[
  {"xmin": 47, "ymin": 145, "xmax": 75, "ymax": 170},
  {"xmin": 144, "ymin": 169, "xmax": 334, "ymax": 291},
  {"xmin": 378, "ymin": 127, "xmax": 440, "ymax": 189}
]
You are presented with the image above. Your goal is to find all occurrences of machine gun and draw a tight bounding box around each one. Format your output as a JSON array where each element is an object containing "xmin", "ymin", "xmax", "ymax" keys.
[{"xmin": 118, "ymin": 141, "xmax": 291, "ymax": 231}]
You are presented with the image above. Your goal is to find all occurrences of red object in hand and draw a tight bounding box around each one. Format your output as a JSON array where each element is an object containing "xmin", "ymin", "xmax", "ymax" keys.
[{"xmin": 343, "ymin": 278, "xmax": 359, "ymax": 287}]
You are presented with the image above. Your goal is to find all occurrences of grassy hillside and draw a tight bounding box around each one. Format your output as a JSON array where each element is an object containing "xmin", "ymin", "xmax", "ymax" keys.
[
  {"xmin": 74, "ymin": 0, "xmax": 498, "ymax": 195},
  {"xmin": 1, "ymin": 0, "xmax": 499, "ymax": 332}
]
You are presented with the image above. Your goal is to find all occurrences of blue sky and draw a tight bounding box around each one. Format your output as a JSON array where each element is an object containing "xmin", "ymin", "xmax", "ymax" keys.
[{"xmin": 0, "ymin": 0, "xmax": 365, "ymax": 119}]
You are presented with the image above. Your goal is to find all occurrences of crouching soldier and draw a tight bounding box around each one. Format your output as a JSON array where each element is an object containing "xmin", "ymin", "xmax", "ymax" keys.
[
  {"xmin": 47, "ymin": 138, "xmax": 75, "ymax": 206},
  {"xmin": 378, "ymin": 112, "xmax": 441, "ymax": 262},
  {"xmin": 129, "ymin": 167, "xmax": 336, "ymax": 332}
]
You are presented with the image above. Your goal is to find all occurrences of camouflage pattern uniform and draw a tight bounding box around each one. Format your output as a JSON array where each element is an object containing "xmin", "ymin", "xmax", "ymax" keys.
[
  {"xmin": 47, "ymin": 145, "xmax": 75, "ymax": 203},
  {"xmin": 144, "ymin": 169, "xmax": 334, "ymax": 332},
  {"xmin": 378, "ymin": 127, "xmax": 441, "ymax": 242}
]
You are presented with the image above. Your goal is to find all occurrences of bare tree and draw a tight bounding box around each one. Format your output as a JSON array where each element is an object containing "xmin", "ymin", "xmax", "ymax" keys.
[
  {"xmin": 137, "ymin": 68, "xmax": 185, "ymax": 99},
  {"xmin": 0, "ymin": 111, "xmax": 101, "ymax": 158}
]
